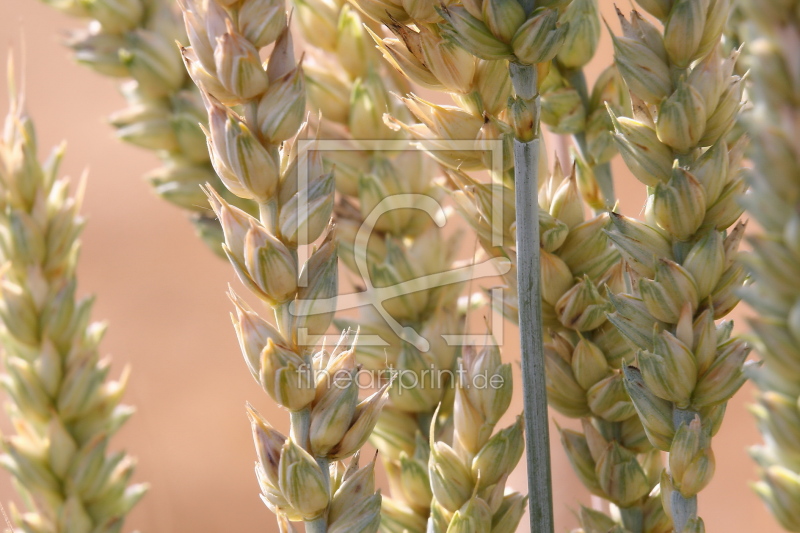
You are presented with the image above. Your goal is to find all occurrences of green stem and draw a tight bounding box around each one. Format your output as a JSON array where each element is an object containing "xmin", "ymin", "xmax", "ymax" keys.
[
  {"xmin": 671, "ymin": 408, "xmax": 699, "ymax": 531},
  {"xmin": 316, "ymin": 457, "xmax": 331, "ymax": 494},
  {"xmin": 509, "ymin": 61, "xmax": 555, "ymax": 533}
]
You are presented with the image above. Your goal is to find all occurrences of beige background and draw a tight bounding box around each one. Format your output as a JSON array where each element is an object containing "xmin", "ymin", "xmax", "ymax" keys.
[{"xmin": 0, "ymin": 1, "xmax": 783, "ymax": 531}]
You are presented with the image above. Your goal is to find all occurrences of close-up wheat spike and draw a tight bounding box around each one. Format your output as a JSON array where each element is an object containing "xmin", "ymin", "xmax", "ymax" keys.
[
  {"xmin": 178, "ymin": 0, "xmax": 389, "ymax": 530},
  {"xmin": 35, "ymin": 0, "xmax": 259, "ymax": 253},
  {"xmin": 737, "ymin": 1, "xmax": 800, "ymax": 531},
  {"xmin": 0, "ymin": 73, "xmax": 146, "ymax": 532},
  {"xmin": 18, "ymin": 0, "xmax": 793, "ymax": 529},
  {"xmin": 603, "ymin": 1, "xmax": 750, "ymax": 531},
  {"xmin": 530, "ymin": 163, "xmax": 671, "ymax": 532}
]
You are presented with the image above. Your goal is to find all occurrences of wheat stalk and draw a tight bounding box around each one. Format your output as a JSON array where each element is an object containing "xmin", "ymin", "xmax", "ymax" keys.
[
  {"xmin": 36, "ymin": 0, "xmax": 260, "ymax": 254},
  {"xmin": 602, "ymin": 2, "xmax": 750, "ymax": 531},
  {"xmin": 736, "ymin": 3, "xmax": 800, "ymax": 531},
  {"xmin": 0, "ymin": 74, "xmax": 146, "ymax": 533}
]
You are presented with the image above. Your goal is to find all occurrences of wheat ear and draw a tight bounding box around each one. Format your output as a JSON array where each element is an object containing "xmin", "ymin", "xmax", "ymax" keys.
[
  {"xmin": 530, "ymin": 162, "xmax": 670, "ymax": 532},
  {"xmin": 450, "ymin": 152, "xmax": 668, "ymax": 532},
  {"xmin": 604, "ymin": 2, "xmax": 749, "ymax": 531},
  {"xmin": 736, "ymin": 3, "xmax": 800, "ymax": 531},
  {"xmin": 417, "ymin": 344, "xmax": 523, "ymax": 533},
  {"xmin": 0, "ymin": 75, "xmax": 146, "ymax": 533},
  {"xmin": 37, "ymin": 0, "xmax": 260, "ymax": 254},
  {"xmin": 178, "ymin": 1, "xmax": 388, "ymax": 530}
]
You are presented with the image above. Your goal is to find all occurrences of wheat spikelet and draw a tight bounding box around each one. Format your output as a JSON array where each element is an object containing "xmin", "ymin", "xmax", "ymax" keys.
[{"xmin": 423, "ymin": 344, "xmax": 524, "ymax": 533}]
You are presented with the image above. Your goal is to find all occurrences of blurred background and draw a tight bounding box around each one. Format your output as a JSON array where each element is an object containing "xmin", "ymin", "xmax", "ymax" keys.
[{"xmin": 0, "ymin": 1, "xmax": 782, "ymax": 531}]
